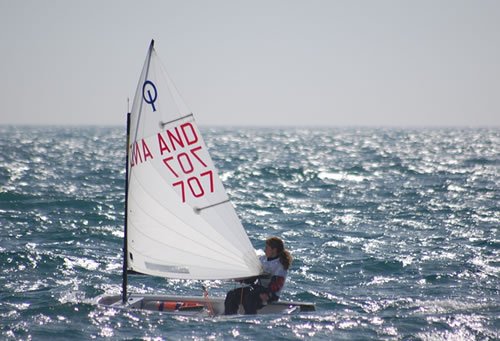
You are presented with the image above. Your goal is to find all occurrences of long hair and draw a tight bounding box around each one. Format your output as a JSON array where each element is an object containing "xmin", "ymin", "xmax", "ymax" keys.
[{"xmin": 266, "ymin": 236, "xmax": 293, "ymax": 270}]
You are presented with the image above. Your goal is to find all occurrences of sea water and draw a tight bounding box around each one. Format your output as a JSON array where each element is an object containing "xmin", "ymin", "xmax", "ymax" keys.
[{"xmin": 0, "ymin": 126, "xmax": 498, "ymax": 340}]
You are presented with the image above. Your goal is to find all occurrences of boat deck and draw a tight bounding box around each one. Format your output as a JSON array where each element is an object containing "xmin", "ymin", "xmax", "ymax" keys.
[{"xmin": 97, "ymin": 294, "xmax": 315, "ymax": 316}]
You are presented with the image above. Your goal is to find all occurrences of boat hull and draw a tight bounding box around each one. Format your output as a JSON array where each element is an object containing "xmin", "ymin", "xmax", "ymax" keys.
[{"xmin": 97, "ymin": 294, "xmax": 315, "ymax": 316}]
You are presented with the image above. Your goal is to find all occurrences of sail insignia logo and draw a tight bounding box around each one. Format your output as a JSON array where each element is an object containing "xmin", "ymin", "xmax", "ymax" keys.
[{"xmin": 143, "ymin": 80, "xmax": 158, "ymax": 112}]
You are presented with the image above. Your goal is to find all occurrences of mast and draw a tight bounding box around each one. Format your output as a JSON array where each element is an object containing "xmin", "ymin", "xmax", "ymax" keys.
[
  {"xmin": 122, "ymin": 112, "xmax": 131, "ymax": 304},
  {"xmin": 122, "ymin": 40, "xmax": 154, "ymax": 303}
]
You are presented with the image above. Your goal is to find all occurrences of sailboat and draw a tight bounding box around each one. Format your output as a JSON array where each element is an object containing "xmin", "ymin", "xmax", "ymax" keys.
[{"xmin": 97, "ymin": 40, "xmax": 315, "ymax": 315}]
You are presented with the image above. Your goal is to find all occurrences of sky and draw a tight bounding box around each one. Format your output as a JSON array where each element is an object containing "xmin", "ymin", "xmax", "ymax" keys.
[{"xmin": 1, "ymin": 0, "xmax": 499, "ymax": 127}]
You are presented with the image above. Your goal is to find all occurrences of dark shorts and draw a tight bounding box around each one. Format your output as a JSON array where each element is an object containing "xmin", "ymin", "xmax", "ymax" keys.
[{"xmin": 224, "ymin": 285, "xmax": 278, "ymax": 315}]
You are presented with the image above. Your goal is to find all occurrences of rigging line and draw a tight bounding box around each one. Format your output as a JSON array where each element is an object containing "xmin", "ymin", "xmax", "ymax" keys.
[
  {"xmin": 202, "ymin": 285, "xmax": 215, "ymax": 317},
  {"xmin": 193, "ymin": 199, "xmax": 231, "ymax": 213},
  {"xmin": 160, "ymin": 113, "xmax": 194, "ymax": 127}
]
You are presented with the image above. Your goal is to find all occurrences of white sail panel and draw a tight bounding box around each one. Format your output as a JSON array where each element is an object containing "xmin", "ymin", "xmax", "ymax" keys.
[{"xmin": 126, "ymin": 41, "xmax": 262, "ymax": 279}]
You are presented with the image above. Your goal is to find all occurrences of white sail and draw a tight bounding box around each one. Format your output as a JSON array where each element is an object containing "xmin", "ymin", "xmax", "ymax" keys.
[{"xmin": 126, "ymin": 41, "xmax": 263, "ymax": 280}]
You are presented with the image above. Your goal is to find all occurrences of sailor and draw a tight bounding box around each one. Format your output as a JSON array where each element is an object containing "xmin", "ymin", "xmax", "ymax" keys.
[{"xmin": 224, "ymin": 236, "xmax": 293, "ymax": 315}]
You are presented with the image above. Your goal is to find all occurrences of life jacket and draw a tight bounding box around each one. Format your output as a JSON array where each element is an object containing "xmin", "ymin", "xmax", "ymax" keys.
[{"xmin": 258, "ymin": 255, "xmax": 288, "ymax": 298}]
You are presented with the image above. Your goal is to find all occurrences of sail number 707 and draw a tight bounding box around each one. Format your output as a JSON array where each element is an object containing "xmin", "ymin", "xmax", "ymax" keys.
[{"xmin": 173, "ymin": 171, "xmax": 213, "ymax": 203}]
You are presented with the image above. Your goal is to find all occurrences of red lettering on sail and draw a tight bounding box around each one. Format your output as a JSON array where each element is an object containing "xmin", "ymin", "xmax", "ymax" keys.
[
  {"xmin": 172, "ymin": 170, "xmax": 214, "ymax": 203},
  {"xmin": 200, "ymin": 170, "xmax": 214, "ymax": 192},
  {"xmin": 158, "ymin": 123, "xmax": 201, "ymax": 157},
  {"xmin": 158, "ymin": 133, "xmax": 171, "ymax": 155},
  {"xmin": 177, "ymin": 153, "xmax": 194, "ymax": 174},
  {"xmin": 163, "ymin": 157, "xmax": 179, "ymax": 177},
  {"xmin": 187, "ymin": 177, "xmax": 204, "ymax": 198},
  {"xmin": 156, "ymin": 122, "xmax": 214, "ymax": 202},
  {"xmin": 130, "ymin": 139, "xmax": 154, "ymax": 167},
  {"xmin": 142, "ymin": 140, "xmax": 153, "ymax": 161},
  {"xmin": 167, "ymin": 127, "xmax": 184, "ymax": 151},
  {"xmin": 173, "ymin": 180, "xmax": 185, "ymax": 202},
  {"xmin": 181, "ymin": 123, "xmax": 198, "ymax": 145},
  {"xmin": 130, "ymin": 141, "xmax": 143, "ymax": 167},
  {"xmin": 190, "ymin": 146, "xmax": 207, "ymax": 167}
]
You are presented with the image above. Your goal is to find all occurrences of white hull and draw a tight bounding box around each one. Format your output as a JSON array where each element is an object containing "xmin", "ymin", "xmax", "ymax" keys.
[{"xmin": 97, "ymin": 294, "xmax": 315, "ymax": 316}]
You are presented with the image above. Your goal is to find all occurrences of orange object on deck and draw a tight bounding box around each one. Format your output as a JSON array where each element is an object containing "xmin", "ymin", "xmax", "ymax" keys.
[{"xmin": 157, "ymin": 301, "xmax": 203, "ymax": 311}]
